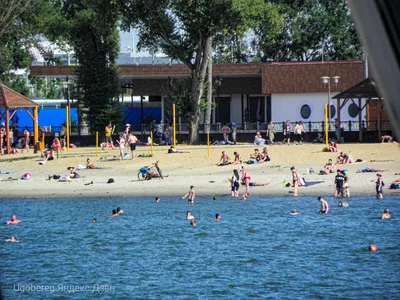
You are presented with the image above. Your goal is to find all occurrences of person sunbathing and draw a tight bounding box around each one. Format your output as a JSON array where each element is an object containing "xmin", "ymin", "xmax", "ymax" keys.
[
  {"xmin": 217, "ymin": 151, "xmax": 231, "ymax": 166},
  {"xmin": 168, "ymin": 146, "xmax": 189, "ymax": 153},
  {"xmin": 337, "ymin": 152, "xmax": 354, "ymax": 164},
  {"xmin": 356, "ymin": 167, "xmax": 388, "ymax": 173},
  {"xmin": 254, "ymin": 132, "xmax": 266, "ymax": 145},
  {"xmin": 324, "ymin": 159, "xmax": 336, "ymax": 173},
  {"xmin": 67, "ymin": 166, "xmax": 81, "ymax": 179},
  {"xmin": 86, "ymin": 158, "xmax": 99, "ymax": 169},
  {"xmin": 258, "ymin": 147, "xmax": 271, "ymax": 163},
  {"xmin": 233, "ymin": 151, "xmax": 242, "ymax": 164},
  {"xmin": 329, "ymin": 141, "xmax": 338, "ymax": 152},
  {"xmin": 43, "ymin": 147, "xmax": 55, "ymax": 161}
]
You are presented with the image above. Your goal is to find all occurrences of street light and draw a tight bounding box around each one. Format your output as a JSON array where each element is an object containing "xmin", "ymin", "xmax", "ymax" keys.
[{"xmin": 321, "ymin": 76, "xmax": 340, "ymax": 120}]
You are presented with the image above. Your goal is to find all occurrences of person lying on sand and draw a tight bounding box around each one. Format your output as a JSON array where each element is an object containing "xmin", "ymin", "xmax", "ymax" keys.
[
  {"xmin": 86, "ymin": 158, "xmax": 99, "ymax": 169},
  {"xmin": 168, "ymin": 146, "xmax": 189, "ymax": 153},
  {"xmin": 356, "ymin": 167, "xmax": 388, "ymax": 173}
]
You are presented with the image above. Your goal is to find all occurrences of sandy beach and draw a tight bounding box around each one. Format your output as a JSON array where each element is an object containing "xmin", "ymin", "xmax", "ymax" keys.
[{"xmin": 0, "ymin": 143, "xmax": 399, "ymax": 199}]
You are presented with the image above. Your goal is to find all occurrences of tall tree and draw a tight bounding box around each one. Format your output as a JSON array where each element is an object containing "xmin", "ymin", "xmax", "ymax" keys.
[
  {"xmin": 119, "ymin": 0, "xmax": 264, "ymax": 144},
  {"xmin": 253, "ymin": 0, "xmax": 362, "ymax": 62},
  {"xmin": 58, "ymin": 0, "xmax": 121, "ymax": 133}
]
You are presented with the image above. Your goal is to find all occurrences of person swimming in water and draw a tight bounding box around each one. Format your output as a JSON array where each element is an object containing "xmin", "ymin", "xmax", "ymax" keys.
[
  {"xmin": 190, "ymin": 219, "xmax": 196, "ymax": 227},
  {"xmin": 92, "ymin": 218, "xmax": 97, "ymax": 223},
  {"xmin": 318, "ymin": 197, "xmax": 329, "ymax": 214},
  {"xmin": 215, "ymin": 214, "xmax": 221, "ymax": 221},
  {"xmin": 290, "ymin": 209, "xmax": 300, "ymax": 215},
  {"xmin": 381, "ymin": 209, "xmax": 391, "ymax": 219},
  {"xmin": 116, "ymin": 207, "xmax": 124, "ymax": 214},
  {"xmin": 5, "ymin": 236, "xmax": 18, "ymax": 242},
  {"xmin": 338, "ymin": 201, "xmax": 349, "ymax": 207},
  {"xmin": 155, "ymin": 197, "xmax": 160, "ymax": 203},
  {"xmin": 5, "ymin": 215, "xmax": 21, "ymax": 225},
  {"xmin": 186, "ymin": 211, "xmax": 195, "ymax": 220},
  {"xmin": 107, "ymin": 209, "xmax": 119, "ymax": 218}
]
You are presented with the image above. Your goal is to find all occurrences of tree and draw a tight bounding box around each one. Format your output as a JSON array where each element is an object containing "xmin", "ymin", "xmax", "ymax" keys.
[
  {"xmin": 253, "ymin": 0, "xmax": 362, "ymax": 62},
  {"xmin": 58, "ymin": 0, "xmax": 122, "ymax": 133},
  {"xmin": 119, "ymin": 0, "xmax": 264, "ymax": 144}
]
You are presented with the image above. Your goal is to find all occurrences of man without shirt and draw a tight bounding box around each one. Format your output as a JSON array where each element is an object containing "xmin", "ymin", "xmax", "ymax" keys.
[{"xmin": 127, "ymin": 132, "xmax": 138, "ymax": 160}]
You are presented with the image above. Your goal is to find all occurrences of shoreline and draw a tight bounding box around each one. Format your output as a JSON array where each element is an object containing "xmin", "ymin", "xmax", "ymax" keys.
[{"xmin": 0, "ymin": 143, "xmax": 399, "ymax": 199}]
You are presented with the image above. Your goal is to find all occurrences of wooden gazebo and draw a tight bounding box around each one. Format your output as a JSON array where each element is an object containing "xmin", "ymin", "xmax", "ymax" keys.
[
  {"xmin": 0, "ymin": 85, "xmax": 39, "ymax": 154},
  {"xmin": 332, "ymin": 77, "xmax": 383, "ymax": 143}
]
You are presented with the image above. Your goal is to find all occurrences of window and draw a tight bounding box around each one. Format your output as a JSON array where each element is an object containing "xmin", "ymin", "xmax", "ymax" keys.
[
  {"xmin": 348, "ymin": 103, "xmax": 359, "ymax": 118},
  {"xmin": 300, "ymin": 104, "xmax": 311, "ymax": 119},
  {"xmin": 330, "ymin": 105, "xmax": 336, "ymax": 119}
]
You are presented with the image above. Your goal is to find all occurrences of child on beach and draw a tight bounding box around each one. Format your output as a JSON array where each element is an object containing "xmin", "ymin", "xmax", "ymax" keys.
[
  {"xmin": 116, "ymin": 135, "xmax": 125, "ymax": 160},
  {"xmin": 231, "ymin": 169, "xmax": 240, "ymax": 197},
  {"xmin": 182, "ymin": 186, "xmax": 195, "ymax": 205}
]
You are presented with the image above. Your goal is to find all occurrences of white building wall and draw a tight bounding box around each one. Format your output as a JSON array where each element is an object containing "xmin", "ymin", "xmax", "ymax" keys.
[
  {"xmin": 271, "ymin": 93, "xmax": 366, "ymax": 123},
  {"xmin": 230, "ymin": 94, "xmax": 242, "ymax": 123}
]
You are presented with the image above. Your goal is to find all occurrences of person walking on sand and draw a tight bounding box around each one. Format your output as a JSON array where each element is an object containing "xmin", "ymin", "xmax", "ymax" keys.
[
  {"xmin": 376, "ymin": 173, "xmax": 384, "ymax": 199},
  {"xmin": 267, "ymin": 120, "xmax": 276, "ymax": 144},
  {"xmin": 222, "ymin": 123, "xmax": 231, "ymax": 144},
  {"xmin": 23, "ymin": 128, "xmax": 30, "ymax": 152},
  {"xmin": 240, "ymin": 166, "xmax": 251, "ymax": 199},
  {"xmin": 127, "ymin": 132, "xmax": 138, "ymax": 160},
  {"xmin": 182, "ymin": 185, "xmax": 195, "ymax": 205},
  {"xmin": 290, "ymin": 166, "xmax": 300, "ymax": 196},
  {"xmin": 318, "ymin": 197, "xmax": 329, "ymax": 214},
  {"xmin": 283, "ymin": 120, "xmax": 291, "ymax": 145}
]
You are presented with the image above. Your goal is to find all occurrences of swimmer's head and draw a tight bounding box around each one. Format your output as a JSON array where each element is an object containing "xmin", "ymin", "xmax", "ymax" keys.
[
  {"xmin": 92, "ymin": 219, "xmax": 97, "ymax": 223},
  {"xmin": 291, "ymin": 209, "xmax": 296, "ymax": 213},
  {"xmin": 116, "ymin": 207, "xmax": 121, "ymax": 213},
  {"xmin": 338, "ymin": 201, "xmax": 343, "ymax": 206},
  {"xmin": 11, "ymin": 215, "xmax": 16, "ymax": 221},
  {"xmin": 215, "ymin": 214, "xmax": 220, "ymax": 220},
  {"xmin": 155, "ymin": 197, "xmax": 160, "ymax": 202},
  {"xmin": 384, "ymin": 208, "xmax": 389, "ymax": 213},
  {"xmin": 318, "ymin": 197, "xmax": 323, "ymax": 201}
]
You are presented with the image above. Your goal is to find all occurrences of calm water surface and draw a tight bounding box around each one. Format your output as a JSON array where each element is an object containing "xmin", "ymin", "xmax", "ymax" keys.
[{"xmin": 1, "ymin": 196, "xmax": 399, "ymax": 299}]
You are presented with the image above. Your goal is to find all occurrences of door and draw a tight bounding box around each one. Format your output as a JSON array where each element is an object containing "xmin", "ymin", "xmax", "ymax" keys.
[{"xmin": 217, "ymin": 96, "xmax": 231, "ymax": 124}]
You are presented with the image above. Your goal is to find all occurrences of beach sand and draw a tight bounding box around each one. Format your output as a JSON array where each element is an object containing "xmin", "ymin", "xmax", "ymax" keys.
[{"xmin": 0, "ymin": 143, "xmax": 399, "ymax": 199}]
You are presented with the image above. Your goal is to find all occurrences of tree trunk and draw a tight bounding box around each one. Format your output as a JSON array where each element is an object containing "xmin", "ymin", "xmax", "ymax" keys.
[
  {"xmin": 205, "ymin": 37, "xmax": 213, "ymax": 133},
  {"xmin": 188, "ymin": 36, "xmax": 212, "ymax": 144}
]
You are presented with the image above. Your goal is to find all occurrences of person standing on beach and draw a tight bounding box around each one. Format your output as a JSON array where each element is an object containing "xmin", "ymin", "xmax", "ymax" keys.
[
  {"xmin": 116, "ymin": 135, "xmax": 125, "ymax": 160},
  {"xmin": 23, "ymin": 128, "xmax": 30, "ymax": 152},
  {"xmin": 182, "ymin": 185, "xmax": 195, "ymax": 205},
  {"xmin": 127, "ymin": 132, "xmax": 138, "ymax": 160},
  {"xmin": 124, "ymin": 124, "xmax": 131, "ymax": 143},
  {"xmin": 105, "ymin": 123, "xmax": 115, "ymax": 149},
  {"xmin": 334, "ymin": 169, "xmax": 345, "ymax": 197},
  {"xmin": 60, "ymin": 123, "xmax": 66, "ymax": 151},
  {"xmin": 156, "ymin": 121, "xmax": 164, "ymax": 145},
  {"xmin": 222, "ymin": 123, "xmax": 231, "ymax": 144},
  {"xmin": 231, "ymin": 169, "xmax": 240, "ymax": 197},
  {"xmin": 0, "ymin": 123, "xmax": 5, "ymax": 155},
  {"xmin": 240, "ymin": 166, "xmax": 251, "ymax": 199},
  {"xmin": 283, "ymin": 120, "xmax": 291, "ymax": 145},
  {"xmin": 290, "ymin": 166, "xmax": 299, "ymax": 196},
  {"xmin": 231, "ymin": 123, "xmax": 237, "ymax": 145},
  {"xmin": 376, "ymin": 174, "xmax": 384, "ymax": 199},
  {"xmin": 267, "ymin": 120, "xmax": 276, "ymax": 144},
  {"xmin": 318, "ymin": 197, "xmax": 329, "ymax": 214}
]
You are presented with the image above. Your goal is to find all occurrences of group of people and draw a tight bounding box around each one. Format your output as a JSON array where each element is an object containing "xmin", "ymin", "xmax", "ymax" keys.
[
  {"xmin": 102, "ymin": 123, "xmax": 139, "ymax": 161},
  {"xmin": 0, "ymin": 122, "xmax": 32, "ymax": 155}
]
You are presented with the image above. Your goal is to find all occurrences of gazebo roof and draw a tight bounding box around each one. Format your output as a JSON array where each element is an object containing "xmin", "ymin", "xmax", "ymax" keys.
[
  {"xmin": 0, "ymin": 85, "xmax": 40, "ymax": 109},
  {"xmin": 332, "ymin": 77, "xmax": 382, "ymax": 99}
]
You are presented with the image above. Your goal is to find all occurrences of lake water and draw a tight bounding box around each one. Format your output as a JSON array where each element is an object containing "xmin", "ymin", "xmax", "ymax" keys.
[{"xmin": 1, "ymin": 196, "xmax": 399, "ymax": 299}]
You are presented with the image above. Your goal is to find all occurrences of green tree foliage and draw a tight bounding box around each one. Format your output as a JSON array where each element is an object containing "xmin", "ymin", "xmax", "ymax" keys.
[
  {"xmin": 119, "ymin": 0, "xmax": 264, "ymax": 144},
  {"xmin": 58, "ymin": 0, "xmax": 121, "ymax": 133},
  {"xmin": 253, "ymin": 0, "xmax": 362, "ymax": 62}
]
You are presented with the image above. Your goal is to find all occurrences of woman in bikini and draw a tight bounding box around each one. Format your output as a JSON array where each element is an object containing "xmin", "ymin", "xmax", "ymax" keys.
[
  {"xmin": 290, "ymin": 166, "xmax": 299, "ymax": 196},
  {"xmin": 240, "ymin": 166, "xmax": 251, "ymax": 199}
]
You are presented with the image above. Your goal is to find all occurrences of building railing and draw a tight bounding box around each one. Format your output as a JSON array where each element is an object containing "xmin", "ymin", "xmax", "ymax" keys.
[{"xmin": 15, "ymin": 120, "xmax": 392, "ymax": 137}]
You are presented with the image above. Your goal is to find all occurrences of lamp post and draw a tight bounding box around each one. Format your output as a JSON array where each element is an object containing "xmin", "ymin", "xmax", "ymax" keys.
[
  {"xmin": 321, "ymin": 76, "xmax": 340, "ymax": 144},
  {"xmin": 321, "ymin": 76, "xmax": 340, "ymax": 120}
]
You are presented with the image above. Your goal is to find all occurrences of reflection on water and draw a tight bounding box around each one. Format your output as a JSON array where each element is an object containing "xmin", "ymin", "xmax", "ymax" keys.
[{"xmin": 1, "ymin": 196, "xmax": 399, "ymax": 299}]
